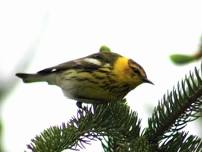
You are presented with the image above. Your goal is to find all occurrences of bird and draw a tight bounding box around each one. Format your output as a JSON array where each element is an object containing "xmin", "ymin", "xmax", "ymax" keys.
[{"xmin": 16, "ymin": 49, "xmax": 153, "ymax": 108}]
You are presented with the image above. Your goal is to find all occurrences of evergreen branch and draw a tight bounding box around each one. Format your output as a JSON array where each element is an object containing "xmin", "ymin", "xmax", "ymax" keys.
[
  {"xmin": 27, "ymin": 102, "xmax": 141, "ymax": 152},
  {"xmin": 102, "ymin": 135, "xmax": 154, "ymax": 152},
  {"xmin": 159, "ymin": 132, "xmax": 202, "ymax": 152},
  {"xmin": 145, "ymin": 64, "xmax": 202, "ymax": 145}
]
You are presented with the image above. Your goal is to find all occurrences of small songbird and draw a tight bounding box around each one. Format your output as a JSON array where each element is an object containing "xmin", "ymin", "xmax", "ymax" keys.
[{"xmin": 16, "ymin": 49, "xmax": 153, "ymax": 108}]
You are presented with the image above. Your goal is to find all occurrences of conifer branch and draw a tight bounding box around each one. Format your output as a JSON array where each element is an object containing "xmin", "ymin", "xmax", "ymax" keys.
[
  {"xmin": 27, "ymin": 103, "xmax": 141, "ymax": 152},
  {"xmin": 160, "ymin": 132, "xmax": 202, "ymax": 151},
  {"xmin": 145, "ymin": 64, "xmax": 202, "ymax": 146}
]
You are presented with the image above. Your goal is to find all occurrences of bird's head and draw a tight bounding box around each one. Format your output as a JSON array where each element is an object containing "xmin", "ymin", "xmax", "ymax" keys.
[
  {"xmin": 113, "ymin": 56, "xmax": 153, "ymax": 88},
  {"xmin": 128, "ymin": 59, "xmax": 153, "ymax": 86}
]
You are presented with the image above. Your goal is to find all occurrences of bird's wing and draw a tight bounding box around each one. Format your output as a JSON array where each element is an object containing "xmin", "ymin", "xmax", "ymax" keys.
[{"xmin": 37, "ymin": 54, "xmax": 102, "ymax": 75}]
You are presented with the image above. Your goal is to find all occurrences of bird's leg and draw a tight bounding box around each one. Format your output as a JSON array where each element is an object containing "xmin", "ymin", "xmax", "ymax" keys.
[
  {"xmin": 76, "ymin": 101, "xmax": 88, "ymax": 112},
  {"xmin": 76, "ymin": 101, "xmax": 83, "ymax": 109}
]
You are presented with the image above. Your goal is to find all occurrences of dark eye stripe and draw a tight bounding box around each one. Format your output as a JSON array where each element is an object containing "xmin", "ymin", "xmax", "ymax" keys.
[
  {"xmin": 129, "ymin": 59, "xmax": 147, "ymax": 77},
  {"xmin": 132, "ymin": 67, "xmax": 141, "ymax": 75}
]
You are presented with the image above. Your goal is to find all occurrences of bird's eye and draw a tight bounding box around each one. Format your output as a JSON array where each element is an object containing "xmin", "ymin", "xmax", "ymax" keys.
[{"xmin": 132, "ymin": 68, "xmax": 141, "ymax": 75}]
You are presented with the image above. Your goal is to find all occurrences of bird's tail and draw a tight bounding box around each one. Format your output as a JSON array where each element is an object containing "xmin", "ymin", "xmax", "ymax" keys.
[{"xmin": 16, "ymin": 73, "xmax": 45, "ymax": 83}]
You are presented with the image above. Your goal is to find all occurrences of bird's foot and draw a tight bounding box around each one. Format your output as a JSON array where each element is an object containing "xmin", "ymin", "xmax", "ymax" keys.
[
  {"xmin": 76, "ymin": 101, "xmax": 88, "ymax": 111},
  {"xmin": 76, "ymin": 101, "xmax": 83, "ymax": 109}
]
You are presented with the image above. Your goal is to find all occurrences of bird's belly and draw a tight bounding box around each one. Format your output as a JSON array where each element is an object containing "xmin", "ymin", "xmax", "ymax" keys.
[{"xmin": 59, "ymin": 79, "xmax": 121, "ymax": 103}]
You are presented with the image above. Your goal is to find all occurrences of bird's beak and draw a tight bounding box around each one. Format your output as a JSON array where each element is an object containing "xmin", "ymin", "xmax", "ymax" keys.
[{"xmin": 143, "ymin": 78, "xmax": 154, "ymax": 85}]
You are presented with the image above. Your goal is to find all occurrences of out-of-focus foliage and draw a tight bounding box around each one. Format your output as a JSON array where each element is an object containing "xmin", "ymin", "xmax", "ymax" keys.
[
  {"xmin": 170, "ymin": 36, "xmax": 202, "ymax": 65},
  {"xmin": 170, "ymin": 53, "xmax": 199, "ymax": 65},
  {"xmin": 0, "ymin": 52, "xmax": 34, "ymax": 152},
  {"xmin": 99, "ymin": 45, "xmax": 111, "ymax": 53}
]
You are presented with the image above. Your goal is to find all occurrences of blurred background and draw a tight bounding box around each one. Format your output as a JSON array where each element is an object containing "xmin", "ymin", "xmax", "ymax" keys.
[{"xmin": 1, "ymin": 0, "xmax": 202, "ymax": 151}]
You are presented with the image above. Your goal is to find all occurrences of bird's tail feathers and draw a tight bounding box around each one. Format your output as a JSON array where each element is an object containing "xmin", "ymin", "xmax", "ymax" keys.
[{"xmin": 16, "ymin": 73, "xmax": 45, "ymax": 83}]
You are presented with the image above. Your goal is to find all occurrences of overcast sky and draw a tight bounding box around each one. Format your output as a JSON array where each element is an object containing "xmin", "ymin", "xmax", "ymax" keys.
[{"xmin": 1, "ymin": 0, "xmax": 202, "ymax": 151}]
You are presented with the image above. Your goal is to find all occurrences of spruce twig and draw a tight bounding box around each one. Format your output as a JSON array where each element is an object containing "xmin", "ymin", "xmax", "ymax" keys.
[
  {"xmin": 27, "ymin": 103, "xmax": 141, "ymax": 152},
  {"xmin": 160, "ymin": 132, "xmax": 202, "ymax": 152},
  {"xmin": 145, "ymin": 64, "xmax": 202, "ymax": 149}
]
